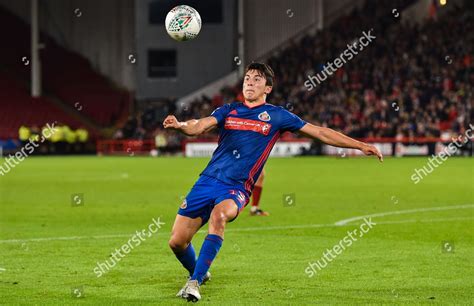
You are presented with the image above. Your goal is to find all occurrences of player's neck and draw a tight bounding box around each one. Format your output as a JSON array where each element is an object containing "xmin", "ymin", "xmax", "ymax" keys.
[{"xmin": 244, "ymin": 98, "xmax": 266, "ymax": 108}]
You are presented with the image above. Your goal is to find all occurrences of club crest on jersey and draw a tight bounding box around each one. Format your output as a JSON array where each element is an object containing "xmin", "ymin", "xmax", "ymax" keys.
[
  {"xmin": 258, "ymin": 111, "xmax": 271, "ymax": 122},
  {"xmin": 180, "ymin": 199, "xmax": 187, "ymax": 209}
]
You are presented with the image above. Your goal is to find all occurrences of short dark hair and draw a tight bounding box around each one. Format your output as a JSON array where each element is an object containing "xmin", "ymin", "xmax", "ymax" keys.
[{"xmin": 245, "ymin": 62, "xmax": 274, "ymax": 86}]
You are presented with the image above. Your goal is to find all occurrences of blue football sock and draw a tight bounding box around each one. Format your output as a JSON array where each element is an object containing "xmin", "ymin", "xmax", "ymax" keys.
[
  {"xmin": 191, "ymin": 234, "xmax": 223, "ymax": 284},
  {"xmin": 174, "ymin": 243, "xmax": 196, "ymax": 276}
]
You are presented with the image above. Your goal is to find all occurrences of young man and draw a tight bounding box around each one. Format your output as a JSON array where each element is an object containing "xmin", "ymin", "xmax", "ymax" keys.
[{"xmin": 163, "ymin": 63, "xmax": 382, "ymax": 302}]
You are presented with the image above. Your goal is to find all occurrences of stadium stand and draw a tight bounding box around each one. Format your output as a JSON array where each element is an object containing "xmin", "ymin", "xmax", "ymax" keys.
[
  {"xmin": 0, "ymin": 71, "xmax": 83, "ymax": 139},
  {"xmin": 0, "ymin": 6, "xmax": 130, "ymax": 141}
]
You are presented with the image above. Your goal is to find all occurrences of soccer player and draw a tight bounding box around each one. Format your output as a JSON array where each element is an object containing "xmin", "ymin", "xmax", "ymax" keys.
[
  {"xmin": 163, "ymin": 62, "xmax": 382, "ymax": 302},
  {"xmin": 249, "ymin": 169, "xmax": 269, "ymax": 216}
]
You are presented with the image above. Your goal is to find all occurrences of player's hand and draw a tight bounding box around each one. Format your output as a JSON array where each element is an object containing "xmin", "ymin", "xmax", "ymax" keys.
[
  {"xmin": 163, "ymin": 115, "xmax": 182, "ymax": 130},
  {"xmin": 361, "ymin": 143, "xmax": 383, "ymax": 162}
]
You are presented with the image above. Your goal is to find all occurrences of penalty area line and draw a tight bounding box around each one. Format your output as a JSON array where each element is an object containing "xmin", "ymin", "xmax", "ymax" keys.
[
  {"xmin": 334, "ymin": 204, "xmax": 474, "ymax": 226},
  {"xmin": 221, "ymin": 216, "xmax": 473, "ymax": 234}
]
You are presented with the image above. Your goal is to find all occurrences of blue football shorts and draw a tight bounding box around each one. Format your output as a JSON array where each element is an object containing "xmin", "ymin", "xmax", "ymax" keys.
[{"xmin": 177, "ymin": 174, "xmax": 250, "ymax": 224}]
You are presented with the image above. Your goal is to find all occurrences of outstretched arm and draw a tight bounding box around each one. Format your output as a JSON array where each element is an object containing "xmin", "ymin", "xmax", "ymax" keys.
[
  {"xmin": 163, "ymin": 115, "xmax": 218, "ymax": 136},
  {"xmin": 299, "ymin": 123, "xmax": 383, "ymax": 162}
]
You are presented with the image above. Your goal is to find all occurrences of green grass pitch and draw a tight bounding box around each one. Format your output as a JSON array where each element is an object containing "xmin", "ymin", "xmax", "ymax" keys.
[{"xmin": 0, "ymin": 156, "xmax": 472, "ymax": 304}]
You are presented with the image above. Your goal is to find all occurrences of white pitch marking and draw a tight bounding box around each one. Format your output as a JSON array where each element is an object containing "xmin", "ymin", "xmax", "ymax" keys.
[
  {"xmin": 0, "ymin": 205, "xmax": 472, "ymax": 244},
  {"xmin": 224, "ymin": 216, "xmax": 473, "ymax": 233},
  {"xmin": 334, "ymin": 204, "xmax": 474, "ymax": 226}
]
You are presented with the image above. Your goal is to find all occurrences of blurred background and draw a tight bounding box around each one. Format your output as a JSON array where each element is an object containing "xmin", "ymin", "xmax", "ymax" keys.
[{"xmin": 0, "ymin": 0, "xmax": 472, "ymax": 158}]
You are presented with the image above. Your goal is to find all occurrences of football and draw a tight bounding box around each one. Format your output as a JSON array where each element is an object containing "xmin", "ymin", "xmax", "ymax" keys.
[{"xmin": 165, "ymin": 5, "xmax": 202, "ymax": 41}]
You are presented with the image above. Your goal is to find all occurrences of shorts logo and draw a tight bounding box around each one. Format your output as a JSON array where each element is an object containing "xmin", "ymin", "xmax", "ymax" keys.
[
  {"xmin": 258, "ymin": 111, "xmax": 271, "ymax": 121},
  {"xmin": 180, "ymin": 199, "xmax": 187, "ymax": 209},
  {"xmin": 237, "ymin": 191, "xmax": 246, "ymax": 204},
  {"xmin": 229, "ymin": 190, "xmax": 246, "ymax": 205}
]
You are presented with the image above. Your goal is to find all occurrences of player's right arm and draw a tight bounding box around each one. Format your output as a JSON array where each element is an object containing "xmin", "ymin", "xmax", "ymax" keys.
[{"xmin": 163, "ymin": 115, "xmax": 218, "ymax": 136}]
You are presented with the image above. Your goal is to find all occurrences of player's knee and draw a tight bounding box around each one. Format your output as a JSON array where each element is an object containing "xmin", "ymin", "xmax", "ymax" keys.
[
  {"xmin": 168, "ymin": 236, "xmax": 187, "ymax": 252},
  {"xmin": 210, "ymin": 213, "xmax": 227, "ymax": 226},
  {"xmin": 209, "ymin": 211, "xmax": 228, "ymax": 230}
]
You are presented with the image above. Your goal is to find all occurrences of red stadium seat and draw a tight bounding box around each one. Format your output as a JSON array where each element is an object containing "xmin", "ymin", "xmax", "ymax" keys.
[{"xmin": 0, "ymin": 7, "xmax": 130, "ymax": 130}]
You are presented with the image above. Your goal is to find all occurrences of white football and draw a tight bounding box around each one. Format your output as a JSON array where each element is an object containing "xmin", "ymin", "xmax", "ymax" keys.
[{"xmin": 165, "ymin": 5, "xmax": 202, "ymax": 42}]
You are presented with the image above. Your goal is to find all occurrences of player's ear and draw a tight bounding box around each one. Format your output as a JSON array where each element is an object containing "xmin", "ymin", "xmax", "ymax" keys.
[{"xmin": 265, "ymin": 86, "xmax": 272, "ymax": 94}]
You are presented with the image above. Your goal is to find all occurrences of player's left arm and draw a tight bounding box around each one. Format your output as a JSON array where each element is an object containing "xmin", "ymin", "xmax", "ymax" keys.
[{"xmin": 299, "ymin": 123, "xmax": 383, "ymax": 162}]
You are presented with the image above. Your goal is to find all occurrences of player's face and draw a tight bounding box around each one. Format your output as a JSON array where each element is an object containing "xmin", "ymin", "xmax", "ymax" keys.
[{"xmin": 243, "ymin": 70, "xmax": 272, "ymax": 102}]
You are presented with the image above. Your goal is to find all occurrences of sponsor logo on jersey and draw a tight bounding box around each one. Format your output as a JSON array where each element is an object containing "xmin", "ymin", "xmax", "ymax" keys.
[
  {"xmin": 180, "ymin": 199, "xmax": 187, "ymax": 209},
  {"xmin": 258, "ymin": 111, "xmax": 271, "ymax": 121},
  {"xmin": 224, "ymin": 117, "xmax": 271, "ymax": 135}
]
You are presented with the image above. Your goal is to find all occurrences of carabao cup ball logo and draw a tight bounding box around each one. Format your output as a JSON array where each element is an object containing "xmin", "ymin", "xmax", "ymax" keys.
[{"xmin": 165, "ymin": 5, "xmax": 202, "ymax": 41}]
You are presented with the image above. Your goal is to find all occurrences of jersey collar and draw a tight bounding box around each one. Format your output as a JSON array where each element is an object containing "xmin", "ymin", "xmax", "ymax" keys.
[{"xmin": 243, "ymin": 101, "xmax": 266, "ymax": 109}]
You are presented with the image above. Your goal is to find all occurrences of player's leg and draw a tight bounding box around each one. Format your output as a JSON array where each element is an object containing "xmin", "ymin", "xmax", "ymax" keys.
[
  {"xmin": 185, "ymin": 199, "xmax": 239, "ymax": 302},
  {"xmin": 170, "ymin": 176, "xmax": 216, "ymax": 278},
  {"xmin": 208, "ymin": 198, "xmax": 239, "ymax": 237},
  {"xmin": 192, "ymin": 199, "xmax": 237, "ymax": 281},
  {"xmin": 169, "ymin": 214, "xmax": 202, "ymax": 276},
  {"xmin": 174, "ymin": 176, "xmax": 220, "ymax": 300},
  {"xmin": 250, "ymin": 168, "xmax": 269, "ymax": 216},
  {"xmin": 170, "ymin": 214, "xmax": 212, "ymax": 299}
]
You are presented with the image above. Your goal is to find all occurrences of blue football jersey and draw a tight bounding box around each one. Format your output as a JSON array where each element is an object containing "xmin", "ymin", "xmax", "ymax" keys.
[{"xmin": 200, "ymin": 101, "xmax": 307, "ymax": 195}]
